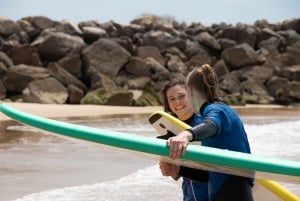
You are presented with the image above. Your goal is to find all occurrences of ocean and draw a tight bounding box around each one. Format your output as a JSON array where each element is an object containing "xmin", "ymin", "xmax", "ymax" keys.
[{"xmin": 0, "ymin": 112, "xmax": 299, "ymax": 201}]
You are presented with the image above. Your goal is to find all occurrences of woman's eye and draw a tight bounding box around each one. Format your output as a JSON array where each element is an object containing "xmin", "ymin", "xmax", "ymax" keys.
[
  {"xmin": 169, "ymin": 98, "xmax": 176, "ymax": 102},
  {"xmin": 178, "ymin": 95, "xmax": 186, "ymax": 100}
]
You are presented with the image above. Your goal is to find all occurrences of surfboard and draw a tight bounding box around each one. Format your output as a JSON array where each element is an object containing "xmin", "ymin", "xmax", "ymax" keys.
[
  {"xmin": 1, "ymin": 103, "xmax": 300, "ymax": 185},
  {"xmin": 148, "ymin": 110, "xmax": 300, "ymax": 201}
]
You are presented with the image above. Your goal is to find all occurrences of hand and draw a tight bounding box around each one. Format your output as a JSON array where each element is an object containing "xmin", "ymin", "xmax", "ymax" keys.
[
  {"xmin": 167, "ymin": 130, "xmax": 192, "ymax": 159},
  {"xmin": 159, "ymin": 162, "xmax": 180, "ymax": 176}
]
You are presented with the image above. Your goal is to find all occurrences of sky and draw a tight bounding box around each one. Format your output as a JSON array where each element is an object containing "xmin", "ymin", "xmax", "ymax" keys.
[{"xmin": 1, "ymin": 0, "xmax": 300, "ymax": 26}]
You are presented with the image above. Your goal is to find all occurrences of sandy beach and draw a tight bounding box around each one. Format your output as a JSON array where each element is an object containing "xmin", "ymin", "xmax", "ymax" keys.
[
  {"xmin": 0, "ymin": 102, "xmax": 163, "ymax": 121},
  {"xmin": 0, "ymin": 102, "xmax": 299, "ymax": 201},
  {"xmin": 1, "ymin": 102, "xmax": 299, "ymax": 121}
]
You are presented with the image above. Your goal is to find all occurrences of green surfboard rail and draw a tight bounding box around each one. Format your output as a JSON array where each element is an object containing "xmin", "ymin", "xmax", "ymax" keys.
[{"xmin": 1, "ymin": 104, "xmax": 300, "ymax": 181}]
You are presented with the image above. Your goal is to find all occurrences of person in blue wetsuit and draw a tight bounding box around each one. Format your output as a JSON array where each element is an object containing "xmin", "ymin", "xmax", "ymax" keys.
[
  {"xmin": 158, "ymin": 79, "xmax": 209, "ymax": 201},
  {"xmin": 166, "ymin": 64, "xmax": 254, "ymax": 201}
]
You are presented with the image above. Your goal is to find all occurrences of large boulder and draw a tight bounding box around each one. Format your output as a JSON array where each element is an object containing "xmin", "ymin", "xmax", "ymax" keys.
[
  {"xmin": 266, "ymin": 76, "xmax": 289, "ymax": 101},
  {"xmin": 38, "ymin": 32, "xmax": 85, "ymax": 61},
  {"xmin": 67, "ymin": 84, "xmax": 85, "ymax": 104},
  {"xmin": 0, "ymin": 17, "xmax": 21, "ymax": 37},
  {"xmin": 216, "ymin": 26, "xmax": 257, "ymax": 48},
  {"xmin": 241, "ymin": 78, "xmax": 270, "ymax": 97},
  {"xmin": 125, "ymin": 57, "xmax": 170, "ymax": 81},
  {"xmin": 81, "ymin": 88, "xmax": 134, "ymax": 106},
  {"xmin": 281, "ymin": 18, "xmax": 300, "ymax": 33},
  {"xmin": 7, "ymin": 45, "xmax": 41, "ymax": 66},
  {"xmin": 132, "ymin": 82, "xmax": 161, "ymax": 106},
  {"xmin": 221, "ymin": 43, "xmax": 258, "ymax": 70},
  {"xmin": 22, "ymin": 77, "xmax": 68, "ymax": 104},
  {"xmin": 0, "ymin": 52, "xmax": 14, "ymax": 68},
  {"xmin": 0, "ymin": 80, "xmax": 7, "ymax": 99},
  {"xmin": 135, "ymin": 46, "xmax": 165, "ymax": 66},
  {"xmin": 0, "ymin": 62, "xmax": 8, "ymax": 77},
  {"xmin": 219, "ymin": 73, "xmax": 241, "ymax": 94},
  {"xmin": 47, "ymin": 62, "xmax": 87, "ymax": 92},
  {"xmin": 54, "ymin": 19, "xmax": 83, "ymax": 36},
  {"xmin": 213, "ymin": 60, "xmax": 229, "ymax": 78},
  {"xmin": 17, "ymin": 19, "xmax": 40, "ymax": 39},
  {"xmin": 257, "ymin": 36, "xmax": 281, "ymax": 57},
  {"xmin": 241, "ymin": 78, "xmax": 274, "ymax": 104},
  {"xmin": 241, "ymin": 66, "xmax": 274, "ymax": 83},
  {"xmin": 56, "ymin": 53, "xmax": 83, "ymax": 79},
  {"xmin": 22, "ymin": 16, "xmax": 58, "ymax": 30},
  {"xmin": 130, "ymin": 15, "xmax": 175, "ymax": 32},
  {"xmin": 143, "ymin": 30, "xmax": 185, "ymax": 50},
  {"xmin": 3, "ymin": 64, "xmax": 50, "ymax": 93},
  {"xmin": 126, "ymin": 77, "xmax": 152, "ymax": 90},
  {"xmin": 186, "ymin": 51, "xmax": 216, "ymax": 68},
  {"xmin": 195, "ymin": 31, "xmax": 221, "ymax": 51},
  {"xmin": 275, "ymin": 81, "xmax": 300, "ymax": 104},
  {"xmin": 81, "ymin": 38, "xmax": 131, "ymax": 80},
  {"xmin": 80, "ymin": 26, "xmax": 107, "ymax": 44},
  {"xmin": 282, "ymin": 65, "xmax": 300, "ymax": 81},
  {"xmin": 166, "ymin": 55, "xmax": 188, "ymax": 74}
]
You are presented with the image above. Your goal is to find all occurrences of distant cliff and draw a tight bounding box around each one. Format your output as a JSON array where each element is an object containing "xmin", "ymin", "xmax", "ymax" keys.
[{"xmin": 0, "ymin": 15, "xmax": 299, "ymax": 106}]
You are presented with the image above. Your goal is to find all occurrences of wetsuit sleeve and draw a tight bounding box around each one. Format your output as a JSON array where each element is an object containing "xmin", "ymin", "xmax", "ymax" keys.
[
  {"xmin": 178, "ymin": 166, "xmax": 208, "ymax": 182},
  {"xmin": 187, "ymin": 120, "xmax": 217, "ymax": 141}
]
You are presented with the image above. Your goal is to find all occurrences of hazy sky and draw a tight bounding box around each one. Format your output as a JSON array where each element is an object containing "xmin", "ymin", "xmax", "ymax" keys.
[{"xmin": 1, "ymin": 0, "xmax": 299, "ymax": 26}]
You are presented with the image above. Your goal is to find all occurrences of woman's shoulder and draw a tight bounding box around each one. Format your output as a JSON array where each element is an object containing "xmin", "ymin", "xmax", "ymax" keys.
[
  {"xmin": 194, "ymin": 113, "xmax": 202, "ymax": 118},
  {"xmin": 193, "ymin": 113, "xmax": 203, "ymax": 124},
  {"xmin": 204, "ymin": 102, "xmax": 235, "ymax": 115},
  {"xmin": 206, "ymin": 102, "xmax": 227, "ymax": 110}
]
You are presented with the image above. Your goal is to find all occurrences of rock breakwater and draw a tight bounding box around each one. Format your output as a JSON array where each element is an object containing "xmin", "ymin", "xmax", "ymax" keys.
[{"xmin": 0, "ymin": 15, "xmax": 299, "ymax": 106}]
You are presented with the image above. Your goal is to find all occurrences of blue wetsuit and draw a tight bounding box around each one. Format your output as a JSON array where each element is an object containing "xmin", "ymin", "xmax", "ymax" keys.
[
  {"xmin": 181, "ymin": 113, "xmax": 209, "ymax": 201},
  {"xmin": 193, "ymin": 102, "xmax": 253, "ymax": 201},
  {"xmin": 182, "ymin": 178, "xmax": 208, "ymax": 201}
]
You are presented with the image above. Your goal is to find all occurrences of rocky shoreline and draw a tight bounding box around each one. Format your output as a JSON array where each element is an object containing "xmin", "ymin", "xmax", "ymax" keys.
[{"xmin": 0, "ymin": 15, "xmax": 299, "ymax": 106}]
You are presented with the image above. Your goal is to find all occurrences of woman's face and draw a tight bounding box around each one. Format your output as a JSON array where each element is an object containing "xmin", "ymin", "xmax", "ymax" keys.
[{"xmin": 166, "ymin": 85, "xmax": 194, "ymax": 120}]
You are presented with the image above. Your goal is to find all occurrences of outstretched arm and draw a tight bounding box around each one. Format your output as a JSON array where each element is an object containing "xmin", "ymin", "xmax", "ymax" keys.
[{"xmin": 167, "ymin": 120, "xmax": 217, "ymax": 159}]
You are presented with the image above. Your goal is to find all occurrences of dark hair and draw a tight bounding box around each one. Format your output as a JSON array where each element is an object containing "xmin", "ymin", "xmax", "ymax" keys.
[
  {"xmin": 161, "ymin": 79, "xmax": 186, "ymax": 115},
  {"xmin": 187, "ymin": 64, "xmax": 219, "ymax": 103}
]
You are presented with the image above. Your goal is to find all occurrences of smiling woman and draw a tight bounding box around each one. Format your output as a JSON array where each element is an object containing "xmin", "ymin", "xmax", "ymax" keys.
[{"xmin": 159, "ymin": 79, "xmax": 209, "ymax": 201}]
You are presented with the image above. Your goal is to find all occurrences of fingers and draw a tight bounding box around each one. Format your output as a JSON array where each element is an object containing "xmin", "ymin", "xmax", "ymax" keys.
[
  {"xmin": 181, "ymin": 143, "xmax": 187, "ymax": 155},
  {"xmin": 159, "ymin": 162, "xmax": 170, "ymax": 176},
  {"xmin": 159, "ymin": 162, "xmax": 179, "ymax": 176},
  {"xmin": 167, "ymin": 137, "xmax": 188, "ymax": 159},
  {"xmin": 170, "ymin": 144, "xmax": 183, "ymax": 159}
]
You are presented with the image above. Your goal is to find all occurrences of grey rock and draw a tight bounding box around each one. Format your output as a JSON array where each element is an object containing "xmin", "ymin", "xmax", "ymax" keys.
[{"xmin": 22, "ymin": 77, "xmax": 68, "ymax": 104}]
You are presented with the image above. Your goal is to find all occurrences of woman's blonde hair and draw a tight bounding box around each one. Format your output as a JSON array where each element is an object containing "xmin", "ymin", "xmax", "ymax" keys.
[{"xmin": 187, "ymin": 64, "xmax": 219, "ymax": 103}]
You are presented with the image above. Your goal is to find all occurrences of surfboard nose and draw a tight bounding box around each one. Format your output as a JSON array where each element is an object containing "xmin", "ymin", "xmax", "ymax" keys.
[{"xmin": 148, "ymin": 113, "xmax": 161, "ymax": 124}]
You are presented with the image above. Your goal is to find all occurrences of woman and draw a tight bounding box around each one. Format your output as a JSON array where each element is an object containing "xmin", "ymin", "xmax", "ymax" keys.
[
  {"xmin": 159, "ymin": 79, "xmax": 209, "ymax": 201},
  {"xmin": 166, "ymin": 65, "xmax": 254, "ymax": 201}
]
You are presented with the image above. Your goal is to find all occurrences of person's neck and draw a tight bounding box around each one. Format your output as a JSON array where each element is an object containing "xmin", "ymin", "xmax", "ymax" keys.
[
  {"xmin": 195, "ymin": 99, "xmax": 206, "ymax": 112},
  {"xmin": 191, "ymin": 96, "xmax": 206, "ymax": 113},
  {"xmin": 177, "ymin": 112, "xmax": 194, "ymax": 121},
  {"xmin": 190, "ymin": 89, "xmax": 207, "ymax": 113}
]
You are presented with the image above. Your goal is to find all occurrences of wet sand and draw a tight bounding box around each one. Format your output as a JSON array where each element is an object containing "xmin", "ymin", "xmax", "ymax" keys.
[
  {"xmin": 0, "ymin": 102, "xmax": 299, "ymax": 201},
  {"xmin": 0, "ymin": 102, "xmax": 163, "ymax": 121},
  {"xmin": 1, "ymin": 102, "xmax": 299, "ymax": 121}
]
